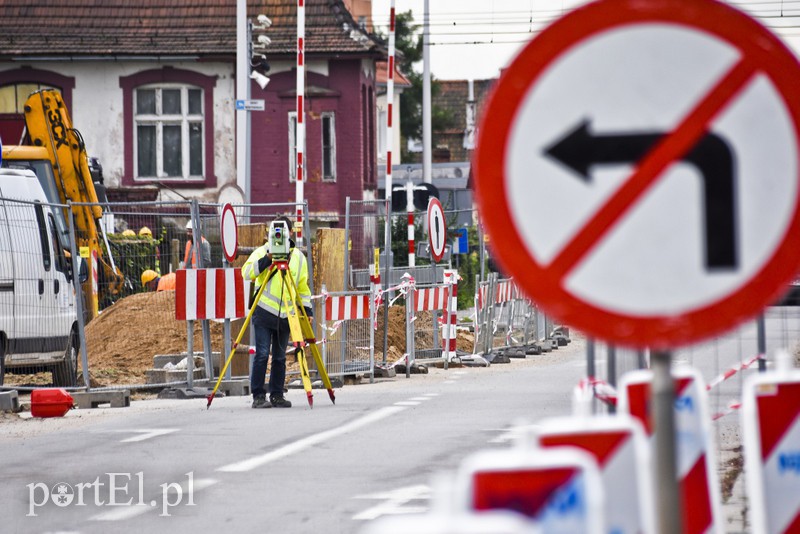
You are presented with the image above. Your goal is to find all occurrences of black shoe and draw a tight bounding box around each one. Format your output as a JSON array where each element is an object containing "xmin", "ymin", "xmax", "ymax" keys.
[
  {"xmin": 252, "ymin": 395, "xmax": 271, "ymax": 409},
  {"xmin": 270, "ymin": 395, "xmax": 292, "ymax": 408}
]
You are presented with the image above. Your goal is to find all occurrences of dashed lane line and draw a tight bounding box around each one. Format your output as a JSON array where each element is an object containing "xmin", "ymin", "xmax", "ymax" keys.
[{"xmin": 217, "ymin": 405, "xmax": 407, "ymax": 473}]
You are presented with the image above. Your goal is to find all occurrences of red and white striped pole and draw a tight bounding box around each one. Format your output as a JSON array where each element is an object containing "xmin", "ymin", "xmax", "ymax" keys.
[
  {"xmin": 384, "ymin": 1, "xmax": 396, "ymax": 267},
  {"xmin": 406, "ymin": 180, "xmax": 415, "ymax": 266},
  {"xmin": 443, "ymin": 270, "xmax": 458, "ymax": 362},
  {"xmin": 295, "ymin": 0, "xmax": 305, "ymax": 246}
]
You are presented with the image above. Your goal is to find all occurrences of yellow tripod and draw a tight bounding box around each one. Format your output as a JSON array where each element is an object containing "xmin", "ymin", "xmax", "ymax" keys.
[{"xmin": 207, "ymin": 258, "xmax": 336, "ymax": 409}]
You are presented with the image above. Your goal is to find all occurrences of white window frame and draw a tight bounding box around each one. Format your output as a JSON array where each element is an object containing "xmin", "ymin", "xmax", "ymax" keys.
[
  {"xmin": 321, "ymin": 112, "xmax": 337, "ymax": 182},
  {"xmin": 133, "ymin": 84, "xmax": 205, "ymax": 182}
]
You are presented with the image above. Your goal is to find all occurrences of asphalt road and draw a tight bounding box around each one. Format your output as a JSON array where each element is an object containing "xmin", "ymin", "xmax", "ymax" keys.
[{"xmin": 2, "ymin": 307, "xmax": 798, "ymax": 533}]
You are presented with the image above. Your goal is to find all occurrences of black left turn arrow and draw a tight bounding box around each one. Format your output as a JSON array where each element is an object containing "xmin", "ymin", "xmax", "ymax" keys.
[{"xmin": 544, "ymin": 119, "xmax": 738, "ymax": 271}]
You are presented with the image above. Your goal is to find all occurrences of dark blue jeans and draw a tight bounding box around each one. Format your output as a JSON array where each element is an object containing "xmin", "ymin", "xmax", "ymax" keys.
[{"xmin": 251, "ymin": 306, "xmax": 290, "ymax": 398}]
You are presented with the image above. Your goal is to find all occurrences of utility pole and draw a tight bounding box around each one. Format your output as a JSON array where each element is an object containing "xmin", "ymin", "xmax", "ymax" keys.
[
  {"xmin": 236, "ymin": 0, "xmax": 250, "ymax": 202},
  {"xmin": 422, "ymin": 0, "xmax": 432, "ymax": 184}
]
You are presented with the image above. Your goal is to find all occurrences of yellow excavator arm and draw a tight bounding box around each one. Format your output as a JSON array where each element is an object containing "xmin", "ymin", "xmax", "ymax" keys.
[{"xmin": 22, "ymin": 89, "xmax": 123, "ymax": 314}]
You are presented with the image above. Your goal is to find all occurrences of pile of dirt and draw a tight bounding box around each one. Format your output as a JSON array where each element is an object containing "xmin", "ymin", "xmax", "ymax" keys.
[
  {"xmin": 83, "ymin": 291, "xmax": 226, "ymax": 386},
  {"xmin": 83, "ymin": 291, "xmax": 474, "ymax": 386}
]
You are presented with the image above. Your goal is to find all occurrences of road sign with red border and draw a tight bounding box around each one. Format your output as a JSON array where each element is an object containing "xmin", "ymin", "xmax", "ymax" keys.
[
  {"xmin": 742, "ymin": 368, "xmax": 800, "ymax": 534},
  {"xmin": 220, "ymin": 203, "xmax": 238, "ymax": 264},
  {"xmin": 618, "ymin": 367, "xmax": 722, "ymax": 534},
  {"xmin": 427, "ymin": 197, "xmax": 447, "ymax": 262},
  {"xmin": 474, "ymin": 0, "xmax": 800, "ymax": 348}
]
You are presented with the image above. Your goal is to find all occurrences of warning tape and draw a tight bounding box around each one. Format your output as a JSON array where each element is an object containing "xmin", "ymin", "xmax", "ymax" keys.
[
  {"xmin": 577, "ymin": 377, "xmax": 618, "ymax": 407},
  {"xmin": 705, "ymin": 353, "xmax": 762, "ymax": 390},
  {"xmin": 711, "ymin": 399, "xmax": 742, "ymax": 421}
]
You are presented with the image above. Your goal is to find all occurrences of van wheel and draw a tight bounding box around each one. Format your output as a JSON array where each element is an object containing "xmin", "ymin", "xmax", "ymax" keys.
[{"xmin": 53, "ymin": 332, "xmax": 78, "ymax": 388}]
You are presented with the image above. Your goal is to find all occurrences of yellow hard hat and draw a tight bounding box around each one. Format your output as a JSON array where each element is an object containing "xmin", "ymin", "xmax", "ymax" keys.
[
  {"xmin": 122, "ymin": 229, "xmax": 136, "ymax": 237},
  {"xmin": 141, "ymin": 269, "xmax": 158, "ymax": 286},
  {"xmin": 139, "ymin": 226, "xmax": 152, "ymax": 237}
]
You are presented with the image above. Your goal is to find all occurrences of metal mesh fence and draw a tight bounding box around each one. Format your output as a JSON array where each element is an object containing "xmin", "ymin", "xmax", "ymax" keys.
[
  {"xmin": 0, "ymin": 197, "xmax": 80, "ymax": 388},
  {"xmin": 320, "ymin": 290, "xmax": 374, "ymax": 378},
  {"xmin": 345, "ymin": 198, "xmax": 384, "ymax": 278}
]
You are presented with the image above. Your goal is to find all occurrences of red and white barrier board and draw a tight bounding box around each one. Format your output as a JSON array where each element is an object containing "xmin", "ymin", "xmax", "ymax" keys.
[
  {"xmin": 495, "ymin": 280, "xmax": 517, "ymax": 304},
  {"xmin": 618, "ymin": 367, "xmax": 722, "ymax": 534},
  {"xmin": 455, "ymin": 446, "xmax": 604, "ymax": 534},
  {"xmin": 742, "ymin": 366, "xmax": 800, "ymax": 534},
  {"xmin": 175, "ymin": 268, "xmax": 250, "ymax": 321},
  {"xmin": 537, "ymin": 415, "xmax": 655, "ymax": 534},
  {"xmin": 415, "ymin": 285, "xmax": 448, "ymax": 312},
  {"xmin": 325, "ymin": 294, "xmax": 370, "ymax": 321}
]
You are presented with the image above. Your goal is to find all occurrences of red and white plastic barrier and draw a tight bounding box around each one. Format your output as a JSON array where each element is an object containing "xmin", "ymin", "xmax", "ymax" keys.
[
  {"xmin": 742, "ymin": 353, "xmax": 800, "ymax": 534},
  {"xmin": 325, "ymin": 294, "xmax": 370, "ymax": 321},
  {"xmin": 415, "ymin": 286, "xmax": 448, "ymax": 312},
  {"xmin": 442, "ymin": 270, "xmax": 459, "ymax": 361},
  {"xmin": 619, "ymin": 367, "xmax": 722, "ymax": 534},
  {"xmin": 175, "ymin": 268, "xmax": 250, "ymax": 321},
  {"xmin": 537, "ymin": 415, "xmax": 655, "ymax": 534}
]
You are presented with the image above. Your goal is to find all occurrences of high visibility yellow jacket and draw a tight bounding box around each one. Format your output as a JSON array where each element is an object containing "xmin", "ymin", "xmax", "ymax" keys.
[{"xmin": 242, "ymin": 244, "xmax": 311, "ymax": 318}]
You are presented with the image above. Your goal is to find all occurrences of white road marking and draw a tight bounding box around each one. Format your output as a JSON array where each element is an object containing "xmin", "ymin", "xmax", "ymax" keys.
[
  {"xmin": 113, "ymin": 429, "xmax": 179, "ymax": 443},
  {"xmin": 422, "ymin": 393, "xmax": 440, "ymax": 397},
  {"xmin": 407, "ymin": 397, "xmax": 432, "ymax": 401},
  {"xmin": 443, "ymin": 380, "xmax": 457, "ymax": 384},
  {"xmin": 217, "ymin": 406, "xmax": 407, "ymax": 473},
  {"xmin": 394, "ymin": 401, "xmax": 420, "ymax": 406},
  {"xmin": 90, "ymin": 478, "xmax": 218, "ymax": 521},
  {"xmin": 352, "ymin": 484, "xmax": 431, "ymax": 521}
]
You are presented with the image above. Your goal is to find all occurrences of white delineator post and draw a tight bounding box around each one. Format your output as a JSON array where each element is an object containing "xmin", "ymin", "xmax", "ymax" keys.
[
  {"xmin": 407, "ymin": 180, "xmax": 415, "ymax": 266},
  {"xmin": 295, "ymin": 0, "xmax": 305, "ymax": 246},
  {"xmin": 383, "ymin": 1, "xmax": 397, "ymax": 270}
]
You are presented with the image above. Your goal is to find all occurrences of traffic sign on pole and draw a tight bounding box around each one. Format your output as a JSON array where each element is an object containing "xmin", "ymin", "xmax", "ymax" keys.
[
  {"xmin": 219, "ymin": 203, "xmax": 238, "ymax": 264},
  {"xmin": 473, "ymin": 0, "xmax": 800, "ymax": 349},
  {"xmin": 427, "ymin": 197, "xmax": 446, "ymax": 262},
  {"xmin": 618, "ymin": 367, "xmax": 723, "ymax": 534},
  {"xmin": 742, "ymin": 361, "xmax": 800, "ymax": 534}
]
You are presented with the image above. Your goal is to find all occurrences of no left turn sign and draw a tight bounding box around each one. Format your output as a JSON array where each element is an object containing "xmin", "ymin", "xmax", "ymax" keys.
[{"xmin": 474, "ymin": 0, "xmax": 800, "ymax": 348}]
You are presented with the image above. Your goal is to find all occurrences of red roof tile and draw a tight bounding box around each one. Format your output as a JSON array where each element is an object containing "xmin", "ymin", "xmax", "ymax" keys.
[{"xmin": 0, "ymin": 0, "xmax": 385, "ymax": 59}]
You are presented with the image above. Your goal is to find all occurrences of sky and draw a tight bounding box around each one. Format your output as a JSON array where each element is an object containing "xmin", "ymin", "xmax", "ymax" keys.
[{"xmin": 370, "ymin": 0, "xmax": 800, "ymax": 81}]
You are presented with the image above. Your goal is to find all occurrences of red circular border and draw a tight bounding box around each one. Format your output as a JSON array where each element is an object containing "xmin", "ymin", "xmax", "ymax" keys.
[
  {"xmin": 474, "ymin": 0, "xmax": 800, "ymax": 349},
  {"xmin": 428, "ymin": 197, "xmax": 447, "ymax": 262},
  {"xmin": 220, "ymin": 203, "xmax": 238, "ymax": 264}
]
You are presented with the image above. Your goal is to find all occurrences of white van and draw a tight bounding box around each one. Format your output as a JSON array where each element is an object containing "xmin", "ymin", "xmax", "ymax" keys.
[{"xmin": 0, "ymin": 168, "xmax": 86, "ymax": 387}]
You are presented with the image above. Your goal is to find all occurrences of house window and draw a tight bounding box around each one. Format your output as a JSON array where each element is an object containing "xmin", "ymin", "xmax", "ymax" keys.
[
  {"xmin": 321, "ymin": 112, "xmax": 336, "ymax": 182},
  {"xmin": 0, "ymin": 83, "xmax": 56, "ymax": 113},
  {"xmin": 288, "ymin": 112, "xmax": 298, "ymax": 182},
  {"xmin": 134, "ymin": 85, "xmax": 204, "ymax": 181}
]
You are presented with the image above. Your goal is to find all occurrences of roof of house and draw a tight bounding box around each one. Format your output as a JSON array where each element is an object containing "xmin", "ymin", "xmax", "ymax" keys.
[
  {"xmin": 0, "ymin": 0, "xmax": 384, "ymax": 60},
  {"xmin": 375, "ymin": 61, "xmax": 412, "ymax": 87}
]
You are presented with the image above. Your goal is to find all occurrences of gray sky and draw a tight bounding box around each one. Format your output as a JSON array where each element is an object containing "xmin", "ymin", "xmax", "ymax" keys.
[{"xmin": 371, "ymin": 0, "xmax": 800, "ymax": 80}]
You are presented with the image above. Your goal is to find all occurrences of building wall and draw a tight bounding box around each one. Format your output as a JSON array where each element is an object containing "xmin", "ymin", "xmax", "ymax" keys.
[
  {"xmin": 249, "ymin": 58, "xmax": 375, "ymax": 222},
  {"xmin": 0, "ymin": 61, "xmax": 236, "ymax": 201}
]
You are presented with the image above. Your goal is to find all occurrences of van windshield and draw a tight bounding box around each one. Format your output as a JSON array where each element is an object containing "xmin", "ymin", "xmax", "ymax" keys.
[{"xmin": 1, "ymin": 158, "xmax": 69, "ymax": 244}]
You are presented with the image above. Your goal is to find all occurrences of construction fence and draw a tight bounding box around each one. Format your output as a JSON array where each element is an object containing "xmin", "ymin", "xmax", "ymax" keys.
[{"xmin": 0, "ymin": 195, "xmax": 554, "ymax": 392}]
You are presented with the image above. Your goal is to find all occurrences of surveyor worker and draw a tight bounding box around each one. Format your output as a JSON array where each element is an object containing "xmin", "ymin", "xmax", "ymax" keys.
[
  {"xmin": 183, "ymin": 220, "xmax": 211, "ymax": 268},
  {"xmin": 242, "ymin": 216, "xmax": 312, "ymax": 409},
  {"xmin": 141, "ymin": 269, "xmax": 176, "ymax": 292}
]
